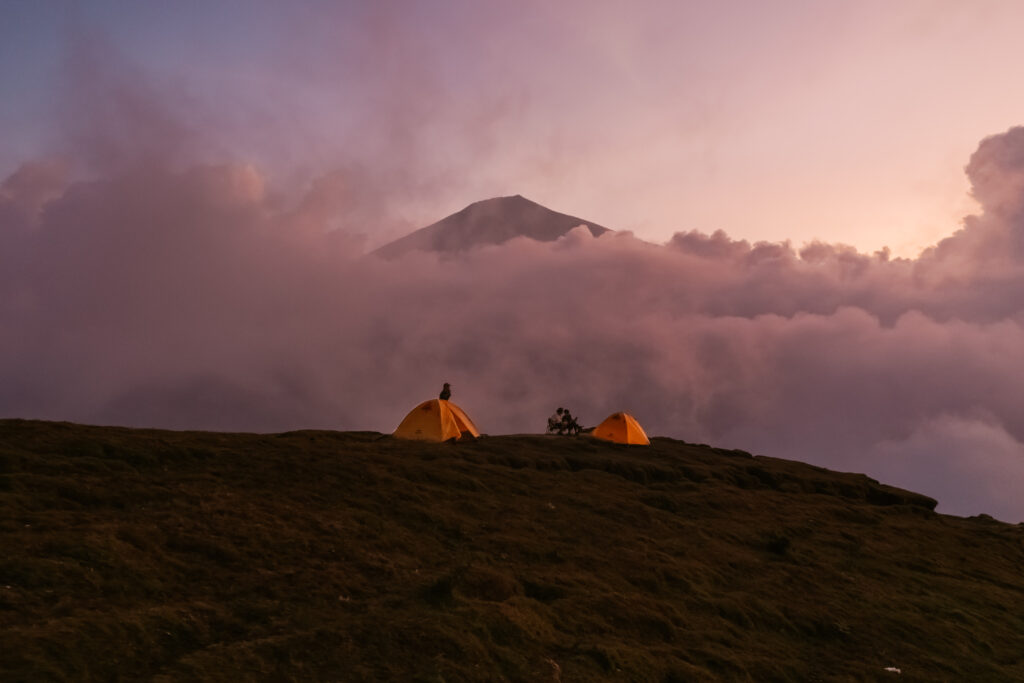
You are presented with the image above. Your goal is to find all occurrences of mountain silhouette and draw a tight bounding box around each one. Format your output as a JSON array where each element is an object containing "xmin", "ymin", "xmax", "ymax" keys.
[{"xmin": 373, "ymin": 194, "xmax": 612, "ymax": 258}]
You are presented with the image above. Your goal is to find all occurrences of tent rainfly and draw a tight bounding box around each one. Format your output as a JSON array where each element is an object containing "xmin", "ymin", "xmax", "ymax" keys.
[
  {"xmin": 591, "ymin": 412, "xmax": 650, "ymax": 445},
  {"xmin": 393, "ymin": 399, "xmax": 481, "ymax": 442}
]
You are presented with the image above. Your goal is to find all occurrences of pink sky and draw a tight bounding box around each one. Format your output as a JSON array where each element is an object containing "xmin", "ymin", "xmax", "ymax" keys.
[
  {"xmin": 5, "ymin": 2, "xmax": 1024, "ymax": 521},
  {"xmin": 3, "ymin": 1, "xmax": 1024, "ymax": 254}
]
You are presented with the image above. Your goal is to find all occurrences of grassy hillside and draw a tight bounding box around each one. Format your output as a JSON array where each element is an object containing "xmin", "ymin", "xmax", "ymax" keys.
[{"xmin": 1, "ymin": 419, "xmax": 1023, "ymax": 682}]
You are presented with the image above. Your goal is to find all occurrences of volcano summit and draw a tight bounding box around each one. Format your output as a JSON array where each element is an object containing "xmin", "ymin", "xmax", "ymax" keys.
[{"xmin": 374, "ymin": 194, "xmax": 612, "ymax": 257}]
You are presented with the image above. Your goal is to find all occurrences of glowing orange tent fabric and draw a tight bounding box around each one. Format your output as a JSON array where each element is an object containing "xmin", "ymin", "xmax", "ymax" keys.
[
  {"xmin": 393, "ymin": 399, "xmax": 481, "ymax": 442},
  {"xmin": 591, "ymin": 412, "xmax": 650, "ymax": 445}
]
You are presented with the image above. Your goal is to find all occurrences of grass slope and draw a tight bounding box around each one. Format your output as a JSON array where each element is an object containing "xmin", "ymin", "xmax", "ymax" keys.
[{"xmin": 1, "ymin": 419, "xmax": 1023, "ymax": 682}]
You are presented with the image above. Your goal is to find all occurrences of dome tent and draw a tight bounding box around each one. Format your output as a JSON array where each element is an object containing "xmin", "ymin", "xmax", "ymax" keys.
[
  {"xmin": 591, "ymin": 412, "xmax": 650, "ymax": 445},
  {"xmin": 393, "ymin": 399, "xmax": 480, "ymax": 442}
]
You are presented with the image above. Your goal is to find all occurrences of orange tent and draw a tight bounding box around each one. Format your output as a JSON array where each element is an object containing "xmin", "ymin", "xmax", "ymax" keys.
[
  {"xmin": 393, "ymin": 399, "xmax": 481, "ymax": 442},
  {"xmin": 591, "ymin": 412, "xmax": 650, "ymax": 445}
]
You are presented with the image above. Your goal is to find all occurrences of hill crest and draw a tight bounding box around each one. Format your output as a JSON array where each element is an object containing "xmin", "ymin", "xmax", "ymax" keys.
[{"xmin": 3, "ymin": 419, "xmax": 1023, "ymax": 681}]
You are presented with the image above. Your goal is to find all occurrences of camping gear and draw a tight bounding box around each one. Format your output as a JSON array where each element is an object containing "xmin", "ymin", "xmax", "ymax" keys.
[
  {"xmin": 393, "ymin": 399, "xmax": 480, "ymax": 442},
  {"xmin": 591, "ymin": 412, "xmax": 650, "ymax": 445}
]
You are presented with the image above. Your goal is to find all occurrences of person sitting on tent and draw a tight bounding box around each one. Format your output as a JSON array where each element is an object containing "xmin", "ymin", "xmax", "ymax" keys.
[{"xmin": 439, "ymin": 382, "xmax": 451, "ymax": 401}]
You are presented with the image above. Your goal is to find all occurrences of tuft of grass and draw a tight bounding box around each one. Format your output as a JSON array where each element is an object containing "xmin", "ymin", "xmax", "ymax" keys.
[{"xmin": 764, "ymin": 531, "xmax": 792, "ymax": 555}]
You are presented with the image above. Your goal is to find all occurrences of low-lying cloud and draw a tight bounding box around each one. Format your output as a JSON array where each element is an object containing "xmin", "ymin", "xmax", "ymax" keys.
[{"xmin": 5, "ymin": 48, "xmax": 1024, "ymax": 521}]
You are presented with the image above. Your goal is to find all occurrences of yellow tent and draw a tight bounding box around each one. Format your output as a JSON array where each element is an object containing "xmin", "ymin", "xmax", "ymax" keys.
[
  {"xmin": 591, "ymin": 412, "xmax": 650, "ymax": 445},
  {"xmin": 393, "ymin": 399, "xmax": 481, "ymax": 442}
]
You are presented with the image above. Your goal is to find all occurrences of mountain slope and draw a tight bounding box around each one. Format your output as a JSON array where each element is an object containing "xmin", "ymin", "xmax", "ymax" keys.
[
  {"xmin": 374, "ymin": 194, "xmax": 612, "ymax": 257},
  {"xmin": 2, "ymin": 419, "xmax": 1023, "ymax": 681}
]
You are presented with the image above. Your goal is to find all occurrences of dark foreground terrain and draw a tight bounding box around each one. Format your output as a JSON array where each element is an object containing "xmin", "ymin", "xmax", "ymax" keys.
[{"xmin": 1, "ymin": 419, "xmax": 1023, "ymax": 682}]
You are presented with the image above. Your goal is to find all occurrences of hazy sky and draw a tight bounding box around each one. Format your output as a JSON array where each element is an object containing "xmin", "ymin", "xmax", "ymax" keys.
[
  {"xmin": 5, "ymin": 1, "xmax": 1024, "ymax": 254},
  {"xmin": 6, "ymin": 1, "xmax": 1024, "ymax": 522}
]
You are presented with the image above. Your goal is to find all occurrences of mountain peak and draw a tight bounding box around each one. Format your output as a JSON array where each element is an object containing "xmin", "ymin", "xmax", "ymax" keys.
[{"xmin": 374, "ymin": 195, "xmax": 612, "ymax": 258}]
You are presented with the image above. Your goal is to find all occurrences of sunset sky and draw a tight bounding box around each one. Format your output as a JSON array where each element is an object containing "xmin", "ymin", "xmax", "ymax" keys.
[
  {"xmin": 4, "ymin": 1, "xmax": 1024, "ymax": 254},
  {"xmin": 5, "ymin": 2, "xmax": 1024, "ymax": 521}
]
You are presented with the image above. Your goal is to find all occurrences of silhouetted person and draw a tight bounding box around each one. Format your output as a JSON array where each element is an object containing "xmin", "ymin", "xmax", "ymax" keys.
[
  {"xmin": 561, "ymin": 408, "xmax": 581, "ymax": 436},
  {"xmin": 548, "ymin": 407, "xmax": 565, "ymax": 434},
  {"xmin": 439, "ymin": 383, "xmax": 451, "ymax": 401},
  {"xmin": 547, "ymin": 407, "xmax": 581, "ymax": 435}
]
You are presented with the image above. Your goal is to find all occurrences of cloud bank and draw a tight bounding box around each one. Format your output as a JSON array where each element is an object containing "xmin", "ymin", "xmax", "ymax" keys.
[{"xmin": 5, "ymin": 38, "xmax": 1024, "ymax": 520}]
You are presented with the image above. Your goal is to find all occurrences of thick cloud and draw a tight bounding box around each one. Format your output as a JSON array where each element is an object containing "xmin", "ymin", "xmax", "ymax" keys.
[
  {"xmin": 5, "ymin": 48, "xmax": 1024, "ymax": 522},
  {"xmin": 870, "ymin": 414, "xmax": 1024, "ymax": 523}
]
